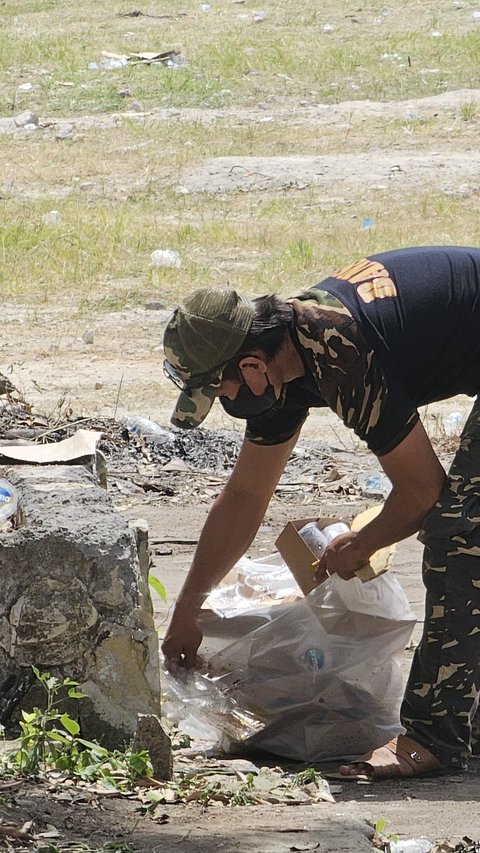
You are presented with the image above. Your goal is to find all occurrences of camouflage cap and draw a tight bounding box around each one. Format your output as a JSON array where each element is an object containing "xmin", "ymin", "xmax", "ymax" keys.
[{"xmin": 163, "ymin": 287, "xmax": 255, "ymax": 429}]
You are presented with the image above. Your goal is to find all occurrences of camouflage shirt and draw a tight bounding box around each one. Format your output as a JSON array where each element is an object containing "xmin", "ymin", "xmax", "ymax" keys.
[{"xmin": 243, "ymin": 246, "xmax": 480, "ymax": 456}]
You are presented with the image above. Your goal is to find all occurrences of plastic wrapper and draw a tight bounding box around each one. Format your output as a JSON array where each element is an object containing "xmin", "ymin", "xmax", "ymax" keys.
[{"xmin": 198, "ymin": 571, "xmax": 416, "ymax": 762}]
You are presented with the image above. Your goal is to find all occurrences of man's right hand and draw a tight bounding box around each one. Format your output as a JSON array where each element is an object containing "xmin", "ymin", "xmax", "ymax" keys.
[{"xmin": 161, "ymin": 604, "xmax": 203, "ymax": 672}]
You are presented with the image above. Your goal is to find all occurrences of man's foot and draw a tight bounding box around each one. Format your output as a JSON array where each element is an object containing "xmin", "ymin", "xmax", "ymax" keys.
[{"xmin": 327, "ymin": 735, "xmax": 443, "ymax": 782}]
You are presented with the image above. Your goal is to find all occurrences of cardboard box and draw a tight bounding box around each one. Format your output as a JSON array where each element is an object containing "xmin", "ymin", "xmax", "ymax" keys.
[{"xmin": 275, "ymin": 506, "xmax": 393, "ymax": 595}]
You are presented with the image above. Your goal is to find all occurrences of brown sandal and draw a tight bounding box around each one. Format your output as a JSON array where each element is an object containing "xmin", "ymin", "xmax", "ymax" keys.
[{"xmin": 326, "ymin": 735, "xmax": 443, "ymax": 781}]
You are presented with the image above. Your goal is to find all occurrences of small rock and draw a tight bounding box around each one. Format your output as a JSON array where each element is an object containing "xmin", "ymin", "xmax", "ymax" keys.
[
  {"xmin": 55, "ymin": 124, "xmax": 75, "ymax": 140},
  {"xmin": 94, "ymin": 382, "xmax": 103, "ymax": 390},
  {"xmin": 82, "ymin": 330, "xmax": 94, "ymax": 345},
  {"xmin": 128, "ymin": 101, "xmax": 144, "ymax": 112},
  {"xmin": 117, "ymin": 85, "xmax": 132, "ymax": 98},
  {"xmin": 79, "ymin": 181, "xmax": 95, "ymax": 191},
  {"xmin": 132, "ymin": 714, "xmax": 173, "ymax": 780},
  {"xmin": 14, "ymin": 111, "xmax": 38, "ymax": 128}
]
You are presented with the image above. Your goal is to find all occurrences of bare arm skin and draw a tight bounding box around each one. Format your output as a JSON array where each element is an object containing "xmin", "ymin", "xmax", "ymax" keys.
[
  {"xmin": 315, "ymin": 420, "xmax": 447, "ymax": 581},
  {"xmin": 162, "ymin": 432, "xmax": 299, "ymax": 669}
]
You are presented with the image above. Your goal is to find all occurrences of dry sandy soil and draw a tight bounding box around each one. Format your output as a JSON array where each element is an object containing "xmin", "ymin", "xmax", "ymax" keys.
[{"xmin": 2, "ymin": 86, "xmax": 480, "ymax": 851}]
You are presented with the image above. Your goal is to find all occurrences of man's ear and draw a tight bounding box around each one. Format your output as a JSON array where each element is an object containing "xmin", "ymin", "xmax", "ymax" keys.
[{"xmin": 238, "ymin": 355, "xmax": 268, "ymax": 395}]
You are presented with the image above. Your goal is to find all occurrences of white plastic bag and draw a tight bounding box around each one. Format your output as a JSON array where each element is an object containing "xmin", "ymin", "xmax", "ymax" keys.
[{"xmin": 203, "ymin": 572, "xmax": 416, "ymax": 762}]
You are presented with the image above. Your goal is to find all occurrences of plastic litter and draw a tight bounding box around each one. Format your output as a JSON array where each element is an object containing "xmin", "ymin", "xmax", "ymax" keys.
[
  {"xmin": 389, "ymin": 839, "xmax": 432, "ymax": 853},
  {"xmin": 322, "ymin": 522, "xmax": 350, "ymax": 543},
  {"xmin": 298, "ymin": 521, "xmax": 328, "ymax": 558},
  {"xmin": 100, "ymin": 55, "xmax": 128, "ymax": 70},
  {"xmin": 0, "ymin": 479, "xmax": 18, "ymax": 525},
  {"xmin": 206, "ymin": 552, "xmax": 301, "ymax": 618},
  {"xmin": 121, "ymin": 415, "xmax": 174, "ymax": 444},
  {"xmin": 162, "ymin": 669, "xmax": 263, "ymax": 750},
  {"xmin": 42, "ymin": 210, "xmax": 61, "ymax": 225},
  {"xmin": 356, "ymin": 468, "xmax": 392, "ymax": 498},
  {"xmin": 150, "ymin": 249, "xmax": 182, "ymax": 268},
  {"xmin": 362, "ymin": 216, "xmax": 373, "ymax": 229},
  {"xmin": 442, "ymin": 410, "xmax": 465, "ymax": 435}
]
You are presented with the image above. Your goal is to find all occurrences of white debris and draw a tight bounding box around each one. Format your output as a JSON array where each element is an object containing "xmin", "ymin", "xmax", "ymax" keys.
[{"xmin": 150, "ymin": 249, "xmax": 182, "ymax": 268}]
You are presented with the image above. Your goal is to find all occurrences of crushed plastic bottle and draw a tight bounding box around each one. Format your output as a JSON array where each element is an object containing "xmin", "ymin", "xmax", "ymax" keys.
[
  {"xmin": 356, "ymin": 468, "xmax": 392, "ymax": 498},
  {"xmin": 121, "ymin": 415, "xmax": 174, "ymax": 444},
  {"xmin": 0, "ymin": 479, "xmax": 18, "ymax": 526},
  {"xmin": 389, "ymin": 839, "xmax": 432, "ymax": 853}
]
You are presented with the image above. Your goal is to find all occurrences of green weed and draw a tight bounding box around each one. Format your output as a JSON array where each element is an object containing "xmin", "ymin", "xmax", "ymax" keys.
[{"xmin": 0, "ymin": 667, "xmax": 153, "ymax": 788}]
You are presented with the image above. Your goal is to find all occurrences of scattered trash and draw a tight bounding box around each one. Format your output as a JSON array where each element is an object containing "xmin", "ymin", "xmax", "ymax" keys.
[
  {"xmin": 100, "ymin": 54, "xmax": 129, "ymax": 70},
  {"xmin": 362, "ymin": 216, "xmax": 373, "ymax": 229},
  {"xmin": 150, "ymin": 249, "xmax": 182, "ymax": 268},
  {"xmin": 430, "ymin": 29, "xmax": 442, "ymax": 37},
  {"xmin": 200, "ymin": 3, "xmax": 211, "ymax": 10},
  {"xmin": 252, "ymin": 10, "xmax": 267, "ymax": 22},
  {"xmin": 390, "ymin": 840, "xmax": 432, "ymax": 853},
  {"xmin": 472, "ymin": 10, "xmax": 480, "ymax": 18},
  {"xmin": 356, "ymin": 468, "xmax": 392, "ymax": 498},
  {"xmin": 323, "ymin": 23, "xmax": 334, "ymax": 32},
  {"xmin": 42, "ymin": 210, "xmax": 61, "ymax": 225},
  {"xmin": 98, "ymin": 49, "xmax": 183, "ymax": 70},
  {"xmin": 121, "ymin": 415, "xmax": 174, "ymax": 444},
  {"xmin": 17, "ymin": 82, "xmax": 33, "ymax": 92},
  {"xmin": 442, "ymin": 410, "xmax": 465, "ymax": 435}
]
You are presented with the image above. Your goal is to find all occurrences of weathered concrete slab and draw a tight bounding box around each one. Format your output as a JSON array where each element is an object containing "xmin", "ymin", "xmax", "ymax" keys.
[{"xmin": 0, "ymin": 464, "xmax": 162, "ymax": 749}]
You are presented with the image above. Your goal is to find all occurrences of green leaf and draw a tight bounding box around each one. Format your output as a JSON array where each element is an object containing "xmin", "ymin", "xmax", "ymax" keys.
[
  {"xmin": 46, "ymin": 730, "xmax": 71, "ymax": 745},
  {"xmin": 67, "ymin": 689, "xmax": 87, "ymax": 699},
  {"xmin": 148, "ymin": 574, "xmax": 167, "ymax": 602},
  {"xmin": 60, "ymin": 714, "xmax": 80, "ymax": 735},
  {"xmin": 76, "ymin": 738, "xmax": 109, "ymax": 756},
  {"xmin": 21, "ymin": 710, "xmax": 35, "ymax": 723}
]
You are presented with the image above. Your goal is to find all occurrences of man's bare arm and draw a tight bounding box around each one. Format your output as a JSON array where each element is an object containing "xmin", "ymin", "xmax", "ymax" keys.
[
  {"xmin": 317, "ymin": 420, "xmax": 446, "ymax": 580},
  {"xmin": 162, "ymin": 432, "xmax": 299, "ymax": 668}
]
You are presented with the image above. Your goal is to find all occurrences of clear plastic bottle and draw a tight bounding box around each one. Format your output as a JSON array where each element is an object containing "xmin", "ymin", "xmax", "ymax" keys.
[
  {"xmin": 389, "ymin": 839, "xmax": 432, "ymax": 853},
  {"xmin": 121, "ymin": 415, "xmax": 173, "ymax": 444},
  {"xmin": 0, "ymin": 479, "xmax": 18, "ymax": 525}
]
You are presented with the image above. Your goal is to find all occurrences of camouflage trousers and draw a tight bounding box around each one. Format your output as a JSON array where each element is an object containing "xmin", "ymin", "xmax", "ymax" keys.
[{"xmin": 401, "ymin": 398, "xmax": 480, "ymax": 769}]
